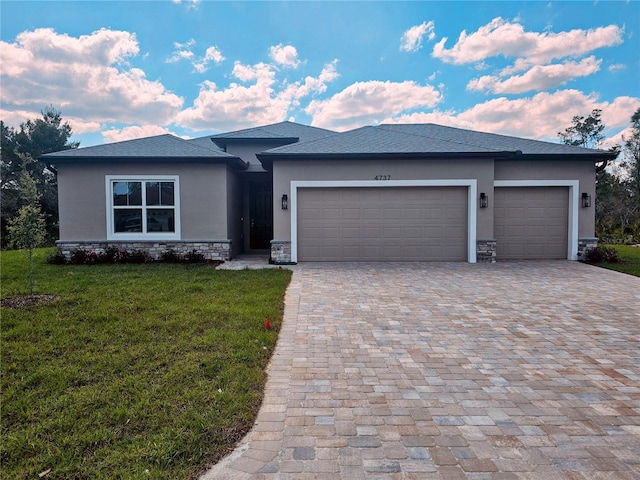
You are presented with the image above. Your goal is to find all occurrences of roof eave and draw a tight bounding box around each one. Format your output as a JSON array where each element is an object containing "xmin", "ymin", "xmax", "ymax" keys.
[
  {"xmin": 42, "ymin": 155, "xmax": 249, "ymax": 170},
  {"xmin": 513, "ymin": 152, "xmax": 619, "ymax": 161}
]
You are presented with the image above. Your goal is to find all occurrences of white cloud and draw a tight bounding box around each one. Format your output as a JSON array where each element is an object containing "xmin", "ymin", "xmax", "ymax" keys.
[
  {"xmin": 400, "ymin": 21, "xmax": 436, "ymax": 52},
  {"xmin": 175, "ymin": 60, "xmax": 339, "ymax": 131},
  {"xmin": 102, "ymin": 125, "xmax": 177, "ymax": 143},
  {"xmin": 608, "ymin": 63, "xmax": 626, "ymax": 72},
  {"xmin": 193, "ymin": 46, "xmax": 225, "ymax": 73},
  {"xmin": 172, "ymin": 0, "xmax": 200, "ymax": 9},
  {"xmin": 167, "ymin": 39, "xmax": 224, "ymax": 72},
  {"xmin": 166, "ymin": 39, "xmax": 196, "ymax": 63},
  {"xmin": 467, "ymin": 56, "xmax": 602, "ymax": 94},
  {"xmin": 433, "ymin": 17, "xmax": 623, "ymax": 67},
  {"xmin": 269, "ymin": 44, "xmax": 301, "ymax": 68},
  {"xmin": 0, "ymin": 28, "xmax": 183, "ymax": 127},
  {"xmin": 306, "ymin": 80, "xmax": 442, "ymax": 131},
  {"xmin": 281, "ymin": 60, "xmax": 339, "ymax": 103},
  {"xmin": 385, "ymin": 90, "xmax": 640, "ymax": 143}
]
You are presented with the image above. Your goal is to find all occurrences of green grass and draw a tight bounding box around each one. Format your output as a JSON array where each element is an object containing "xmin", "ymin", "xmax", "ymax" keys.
[
  {"xmin": 598, "ymin": 244, "xmax": 640, "ymax": 277},
  {"xmin": 1, "ymin": 248, "xmax": 292, "ymax": 479}
]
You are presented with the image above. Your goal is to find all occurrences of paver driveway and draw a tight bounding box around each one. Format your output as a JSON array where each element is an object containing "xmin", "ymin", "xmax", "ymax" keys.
[{"xmin": 201, "ymin": 261, "xmax": 640, "ymax": 479}]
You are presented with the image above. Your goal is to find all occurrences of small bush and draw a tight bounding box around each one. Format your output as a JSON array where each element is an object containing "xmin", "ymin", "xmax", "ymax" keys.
[
  {"xmin": 46, "ymin": 250, "xmax": 67, "ymax": 265},
  {"xmin": 581, "ymin": 245, "xmax": 621, "ymax": 264},
  {"xmin": 161, "ymin": 249, "xmax": 182, "ymax": 263},
  {"xmin": 98, "ymin": 246, "xmax": 121, "ymax": 264},
  {"xmin": 184, "ymin": 249, "xmax": 206, "ymax": 263},
  {"xmin": 69, "ymin": 249, "xmax": 89, "ymax": 265},
  {"xmin": 119, "ymin": 249, "xmax": 151, "ymax": 264}
]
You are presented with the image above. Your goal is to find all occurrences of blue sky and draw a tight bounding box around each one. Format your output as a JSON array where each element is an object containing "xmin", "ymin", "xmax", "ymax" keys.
[{"xmin": 1, "ymin": 1, "xmax": 638, "ymax": 148}]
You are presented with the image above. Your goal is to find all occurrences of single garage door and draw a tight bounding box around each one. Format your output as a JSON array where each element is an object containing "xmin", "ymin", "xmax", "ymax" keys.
[
  {"xmin": 297, "ymin": 186, "xmax": 467, "ymax": 261},
  {"xmin": 494, "ymin": 187, "xmax": 568, "ymax": 259}
]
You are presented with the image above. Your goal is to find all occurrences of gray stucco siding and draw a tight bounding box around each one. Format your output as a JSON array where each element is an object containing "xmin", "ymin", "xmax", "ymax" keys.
[
  {"xmin": 272, "ymin": 158, "xmax": 494, "ymax": 241},
  {"xmin": 57, "ymin": 161, "xmax": 230, "ymax": 241}
]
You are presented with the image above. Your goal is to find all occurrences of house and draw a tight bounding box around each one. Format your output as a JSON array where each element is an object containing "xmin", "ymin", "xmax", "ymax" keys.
[{"xmin": 43, "ymin": 121, "xmax": 616, "ymax": 263}]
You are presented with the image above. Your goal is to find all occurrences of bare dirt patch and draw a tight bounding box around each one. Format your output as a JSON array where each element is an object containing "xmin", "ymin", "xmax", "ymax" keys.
[{"xmin": 1, "ymin": 294, "xmax": 59, "ymax": 309}]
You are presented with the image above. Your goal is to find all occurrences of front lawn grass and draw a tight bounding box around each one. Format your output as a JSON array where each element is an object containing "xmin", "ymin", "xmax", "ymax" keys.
[
  {"xmin": 598, "ymin": 244, "xmax": 640, "ymax": 277},
  {"xmin": 1, "ymin": 248, "xmax": 292, "ymax": 479}
]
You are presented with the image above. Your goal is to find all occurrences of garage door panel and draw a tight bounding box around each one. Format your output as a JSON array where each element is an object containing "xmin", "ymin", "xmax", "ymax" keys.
[
  {"xmin": 342, "ymin": 227, "xmax": 360, "ymax": 238},
  {"xmin": 527, "ymin": 207, "xmax": 545, "ymax": 218},
  {"xmin": 495, "ymin": 187, "xmax": 568, "ymax": 260},
  {"xmin": 404, "ymin": 208, "xmax": 423, "ymax": 220},
  {"xmin": 424, "ymin": 208, "xmax": 444, "ymax": 220},
  {"xmin": 404, "ymin": 227, "xmax": 423, "ymax": 238},
  {"xmin": 382, "ymin": 227, "xmax": 402, "ymax": 239},
  {"xmin": 298, "ymin": 187, "xmax": 467, "ymax": 261},
  {"xmin": 322, "ymin": 208, "xmax": 341, "ymax": 221},
  {"xmin": 363, "ymin": 209, "xmax": 382, "ymax": 220},
  {"xmin": 505, "ymin": 225, "xmax": 525, "ymax": 236}
]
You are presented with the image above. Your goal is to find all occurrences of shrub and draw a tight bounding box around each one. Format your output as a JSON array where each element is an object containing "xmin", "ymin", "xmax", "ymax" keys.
[
  {"xmin": 46, "ymin": 250, "xmax": 67, "ymax": 265},
  {"xmin": 161, "ymin": 249, "xmax": 182, "ymax": 263},
  {"xmin": 98, "ymin": 246, "xmax": 122, "ymax": 264},
  {"xmin": 119, "ymin": 249, "xmax": 151, "ymax": 264},
  {"xmin": 581, "ymin": 245, "xmax": 621, "ymax": 264},
  {"xmin": 69, "ymin": 249, "xmax": 89, "ymax": 265},
  {"xmin": 184, "ymin": 249, "xmax": 206, "ymax": 263}
]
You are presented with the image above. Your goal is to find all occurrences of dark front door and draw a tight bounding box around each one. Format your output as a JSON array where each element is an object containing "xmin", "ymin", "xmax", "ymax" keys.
[{"xmin": 249, "ymin": 183, "xmax": 273, "ymax": 249}]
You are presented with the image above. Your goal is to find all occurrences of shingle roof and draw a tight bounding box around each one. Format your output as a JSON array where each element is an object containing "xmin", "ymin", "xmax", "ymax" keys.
[
  {"xmin": 186, "ymin": 135, "xmax": 225, "ymax": 152},
  {"xmin": 42, "ymin": 134, "xmax": 248, "ymax": 169},
  {"xmin": 259, "ymin": 123, "xmax": 616, "ymax": 159},
  {"xmin": 211, "ymin": 121, "xmax": 335, "ymax": 146},
  {"xmin": 377, "ymin": 124, "xmax": 606, "ymax": 156}
]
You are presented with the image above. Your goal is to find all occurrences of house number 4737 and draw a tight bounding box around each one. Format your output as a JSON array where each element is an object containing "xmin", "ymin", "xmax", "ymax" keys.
[{"xmin": 374, "ymin": 175, "xmax": 391, "ymax": 180}]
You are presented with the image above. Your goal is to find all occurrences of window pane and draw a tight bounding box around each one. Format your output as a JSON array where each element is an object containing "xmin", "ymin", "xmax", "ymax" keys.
[
  {"xmin": 128, "ymin": 182, "xmax": 142, "ymax": 205},
  {"xmin": 147, "ymin": 209, "xmax": 175, "ymax": 232},
  {"xmin": 146, "ymin": 182, "xmax": 160, "ymax": 205},
  {"xmin": 161, "ymin": 182, "xmax": 174, "ymax": 205},
  {"xmin": 114, "ymin": 209, "xmax": 142, "ymax": 232},
  {"xmin": 113, "ymin": 182, "xmax": 129, "ymax": 205},
  {"xmin": 113, "ymin": 181, "xmax": 142, "ymax": 206}
]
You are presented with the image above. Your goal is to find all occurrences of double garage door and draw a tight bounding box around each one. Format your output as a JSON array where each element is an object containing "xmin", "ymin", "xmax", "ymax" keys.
[
  {"xmin": 297, "ymin": 187, "xmax": 467, "ymax": 261},
  {"xmin": 494, "ymin": 187, "xmax": 569, "ymax": 259}
]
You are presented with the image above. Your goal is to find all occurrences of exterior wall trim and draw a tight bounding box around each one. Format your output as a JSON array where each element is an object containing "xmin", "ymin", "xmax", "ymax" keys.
[
  {"xmin": 493, "ymin": 180, "xmax": 580, "ymax": 260},
  {"xmin": 289, "ymin": 179, "xmax": 478, "ymax": 263}
]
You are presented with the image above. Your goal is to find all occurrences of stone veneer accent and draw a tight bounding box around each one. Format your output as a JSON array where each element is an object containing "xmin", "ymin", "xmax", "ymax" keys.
[
  {"xmin": 577, "ymin": 237, "xmax": 599, "ymax": 260},
  {"xmin": 270, "ymin": 240, "xmax": 292, "ymax": 264},
  {"xmin": 56, "ymin": 240, "xmax": 232, "ymax": 261},
  {"xmin": 476, "ymin": 239, "xmax": 497, "ymax": 263}
]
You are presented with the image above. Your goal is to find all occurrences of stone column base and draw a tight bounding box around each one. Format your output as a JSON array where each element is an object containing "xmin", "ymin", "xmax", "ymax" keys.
[
  {"xmin": 577, "ymin": 237, "xmax": 598, "ymax": 260},
  {"xmin": 270, "ymin": 240, "xmax": 293, "ymax": 264},
  {"xmin": 477, "ymin": 239, "xmax": 497, "ymax": 263}
]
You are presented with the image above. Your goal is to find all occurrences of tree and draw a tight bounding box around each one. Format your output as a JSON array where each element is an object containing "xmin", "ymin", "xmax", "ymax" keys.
[
  {"xmin": 618, "ymin": 108, "xmax": 640, "ymax": 239},
  {"xmin": 622, "ymin": 108, "xmax": 640, "ymax": 197},
  {"xmin": 558, "ymin": 109, "xmax": 625, "ymax": 241},
  {"xmin": 558, "ymin": 108, "xmax": 610, "ymax": 173},
  {"xmin": 8, "ymin": 156, "xmax": 47, "ymax": 294},
  {"xmin": 1, "ymin": 106, "xmax": 79, "ymax": 246},
  {"xmin": 558, "ymin": 108, "xmax": 606, "ymax": 149}
]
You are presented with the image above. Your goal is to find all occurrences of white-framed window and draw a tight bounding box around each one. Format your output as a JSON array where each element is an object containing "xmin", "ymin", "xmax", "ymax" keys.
[{"xmin": 106, "ymin": 175, "xmax": 181, "ymax": 240}]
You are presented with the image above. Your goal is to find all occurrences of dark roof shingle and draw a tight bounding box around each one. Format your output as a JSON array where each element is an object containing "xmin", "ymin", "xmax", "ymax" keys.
[
  {"xmin": 211, "ymin": 121, "xmax": 335, "ymax": 145},
  {"xmin": 42, "ymin": 134, "xmax": 247, "ymax": 168},
  {"xmin": 259, "ymin": 123, "xmax": 616, "ymax": 159}
]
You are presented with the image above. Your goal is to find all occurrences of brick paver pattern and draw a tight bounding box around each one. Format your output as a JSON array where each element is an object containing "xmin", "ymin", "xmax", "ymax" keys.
[{"xmin": 201, "ymin": 261, "xmax": 640, "ymax": 479}]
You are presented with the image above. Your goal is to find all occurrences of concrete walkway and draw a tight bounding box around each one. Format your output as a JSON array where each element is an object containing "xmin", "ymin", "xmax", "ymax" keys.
[{"xmin": 201, "ymin": 261, "xmax": 640, "ymax": 479}]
